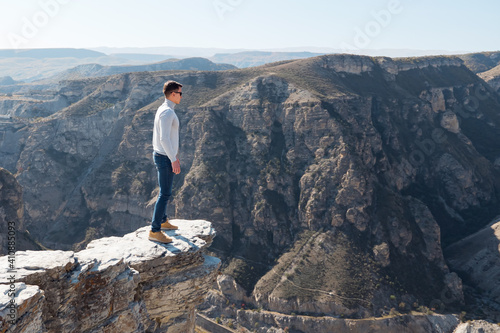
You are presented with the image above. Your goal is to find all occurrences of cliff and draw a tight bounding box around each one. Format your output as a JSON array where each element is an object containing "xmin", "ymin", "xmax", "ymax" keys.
[
  {"xmin": 0, "ymin": 220, "xmax": 220, "ymax": 332},
  {"xmin": 2, "ymin": 53, "xmax": 500, "ymax": 329},
  {"xmin": 0, "ymin": 168, "xmax": 41, "ymax": 255},
  {"xmin": 0, "ymin": 168, "xmax": 23, "ymax": 255},
  {"xmin": 445, "ymin": 218, "xmax": 500, "ymax": 321},
  {"xmin": 199, "ymin": 282, "xmax": 500, "ymax": 332}
]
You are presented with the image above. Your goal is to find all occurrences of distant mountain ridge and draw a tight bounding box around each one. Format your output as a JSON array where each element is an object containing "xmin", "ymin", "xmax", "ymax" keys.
[
  {"xmin": 110, "ymin": 53, "xmax": 176, "ymax": 63},
  {"xmin": 2, "ymin": 47, "xmax": 498, "ymax": 83},
  {"xmin": 92, "ymin": 46, "xmax": 468, "ymax": 58},
  {"xmin": 45, "ymin": 57, "xmax": 237, "ymax": 82},
  {"xmin": 0, "ymin": 48, "xmax": 105, "ymax": 59},
  {"xmin": 0, "ymin": 48, "xmax": 237, "ymax": 82},
  {"xmin": 0, "ymin": 76, "xmax": 18, "ymax": 85},
  {"xmin": 209, "ymin": 51, "xmax": 325, "ymax": 68}
]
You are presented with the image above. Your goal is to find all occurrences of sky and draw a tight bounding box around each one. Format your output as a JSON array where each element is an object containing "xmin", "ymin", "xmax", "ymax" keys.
[{"xmin": 0, "ymin": 0, "xmax": 499, "ymax": 54}]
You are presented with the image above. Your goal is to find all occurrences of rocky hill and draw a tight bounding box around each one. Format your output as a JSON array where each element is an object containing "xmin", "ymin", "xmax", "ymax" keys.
[
  {"xmin": 2, "ymin": 53, "xmax": 500, "ymax": 330},
  {"xmin": 457, "ymin": 51, "xmax": 500, "ymax": 95},
  {"xmin": 0, "ymin": 76, "xmax": 19, "ymax": 86},
  {"xmin": 478, "ymin": 65, "xmax": 500, "ymax": 94},
  {"xmin": 445, "ymin": 218, "xmax": 500, "ymax": 318},
  {"xmin": 457, "ymin": 51, "xmax": 500, "ymax": 73}
]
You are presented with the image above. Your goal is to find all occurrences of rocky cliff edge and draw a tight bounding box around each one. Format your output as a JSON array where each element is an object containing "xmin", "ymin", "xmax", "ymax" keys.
[{"xmin": 0, "ymin": 220, "xmax": 220, "ymax": 333}]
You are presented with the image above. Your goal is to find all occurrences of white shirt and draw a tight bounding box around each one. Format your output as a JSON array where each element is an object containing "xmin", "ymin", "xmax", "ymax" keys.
[{"xmin": 152, "ymin": 99, "xmax": 179, "ymax": 162}]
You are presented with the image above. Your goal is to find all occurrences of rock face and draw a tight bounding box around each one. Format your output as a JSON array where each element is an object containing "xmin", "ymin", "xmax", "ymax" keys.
[
  {"xmin": 3, "ymin": 53, "xmax": 500, "ymax": 326},
  {"xmin": 0, "ymin": 168, "xmax": 23, "ymax": 255},
  {"xmin": 236, "ymin": 310, "xmax": 460, "ymax": 333},
  {"xmin": 453, "ymin": 320, "xmax": 500, "ymax": 333},
  {"xmin": 200, "ymin": 287, "xmax": 463, "ymax": 333},
  {"xmin": 0, "ymin": 168, "xmax": 40, "ymax": 255},
  {"xmin": 457, "ymin": 51, "xmax": 500, "ymax": 96},
  {"xmin": 478, "ymin": 65, "xmax": 500, "ymax": 94},
  {"xmin": 445, "ymin": 218, "xmax": 500, "ymax": 318},
  {"xmin": 0, "ymin": 220, "xmax": 220, "ymax": 333},
  {"xmin": 0, "ymin": 119, "xmax": 29, "ymax": 173},
  {"xmin": 0, "ymin": 283, "xmax": 44, "ymax": 333},
  {"xmin": 458, "ymin": 51, "xmax": 500, "ymax": 74}
]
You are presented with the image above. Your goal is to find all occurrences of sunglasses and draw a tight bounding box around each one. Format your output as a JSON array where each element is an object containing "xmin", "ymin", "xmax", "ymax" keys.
[{"xmin": 173, "ymin": 91, "xmax": 183, "ymax": 96}]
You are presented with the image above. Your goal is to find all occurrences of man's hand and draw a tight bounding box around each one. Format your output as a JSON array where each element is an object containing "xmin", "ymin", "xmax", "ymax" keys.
[{"xmin": 172, "ymin": 159, "xmax": 181, "ymax": 174}]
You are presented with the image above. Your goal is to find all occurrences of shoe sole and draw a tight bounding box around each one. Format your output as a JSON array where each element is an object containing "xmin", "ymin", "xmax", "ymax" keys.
[
  {"xmin": 148, "ymin": 237, "xmax": 172, "ymax": 244},
  {"xmin": 161, "ymin": 227, "xmax": 178, "ymax": 230}
]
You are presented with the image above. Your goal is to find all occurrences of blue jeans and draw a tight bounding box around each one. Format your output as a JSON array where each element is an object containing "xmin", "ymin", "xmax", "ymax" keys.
[{"xmin": 151, "ymin": 152, "xmax": 174, "ymax": 232}]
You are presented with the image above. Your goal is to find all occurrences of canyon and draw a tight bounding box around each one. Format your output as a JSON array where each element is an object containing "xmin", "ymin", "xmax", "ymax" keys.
[{"xmin": 1, "ymin": 52, "xmax": 500, "ymax": 331}]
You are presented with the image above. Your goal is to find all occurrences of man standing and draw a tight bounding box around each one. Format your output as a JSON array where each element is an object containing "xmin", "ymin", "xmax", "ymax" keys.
[{"xmin": 149, "ymin": 80, "xmax": 183, "ymax": 243}]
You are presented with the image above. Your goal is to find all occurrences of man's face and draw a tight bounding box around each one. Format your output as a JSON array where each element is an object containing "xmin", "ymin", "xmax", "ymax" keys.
[{"xmin": 170, "ymin": 87, "xmax": 182, "ymax": 104}]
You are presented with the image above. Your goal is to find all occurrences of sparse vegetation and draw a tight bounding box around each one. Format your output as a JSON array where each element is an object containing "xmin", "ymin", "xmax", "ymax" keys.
[
  {"xmin": 416, "ymin": 306, "xmax": 433, "ymax": 315},
  {"xmin": 389, "ymin": 308, "xmax": 401, "ymax": 316},
  {"xmin": 398, "ymin": 302, "xmax": 407, "ymax": 311},
  {"xmin": 222, "ymin": 258, "xmax": 267, "ymax": 295},
  {"xmin": 271, "ymin": 231, "xmax": 377, "ymax": 310}
]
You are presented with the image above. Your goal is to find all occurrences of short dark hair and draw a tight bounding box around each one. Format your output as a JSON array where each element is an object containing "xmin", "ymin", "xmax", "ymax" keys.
[{"xmin": 163, "ymin": 80, "xmax": 183, "ymax": 97}]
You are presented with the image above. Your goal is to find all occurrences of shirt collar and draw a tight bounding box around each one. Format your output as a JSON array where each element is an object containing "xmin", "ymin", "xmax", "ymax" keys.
[{"xmin": 165, "ymin": 98, "xmax": 176, "ymax": 110}]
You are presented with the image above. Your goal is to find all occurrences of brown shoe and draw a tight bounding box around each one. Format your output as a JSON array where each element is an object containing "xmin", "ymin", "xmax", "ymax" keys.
[
  {"xmin": 148, "ymin": 230, "xmax": 172, "ymax": 244},
  {"xmin": 161, "ymin": 219, "xmax": 178, "ymax": 230}
]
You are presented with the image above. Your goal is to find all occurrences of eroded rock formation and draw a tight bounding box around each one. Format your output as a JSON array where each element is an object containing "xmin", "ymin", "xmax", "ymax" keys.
[
  {"xmin": 445, "ymin": 218, "xmax": 500, "ymax": 321},
  {"xmin": 0, "ymin": 220, "xmax": 219, "ymax": 333},
  {"xmin": 0, "ymin": 168, "xmax": 40, "ymax": 255},
  {"xmin": 2, "ymin": 53, "xmax": 500, "ymax": 329}
]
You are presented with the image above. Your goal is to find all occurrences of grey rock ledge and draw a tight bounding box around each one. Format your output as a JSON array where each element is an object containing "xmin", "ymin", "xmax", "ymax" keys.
[{"xmin": 0, "ymin": 219, "xmax": 220, "ymax": 333}]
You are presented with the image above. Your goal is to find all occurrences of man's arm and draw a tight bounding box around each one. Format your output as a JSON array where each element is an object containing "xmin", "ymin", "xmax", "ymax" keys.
[
  {"xmin": 159, "ymin": 112, "xmax": 178, "ymax": 162},
  {"xmin": 159, "ymin": 112, "xmax": 181, "ymax": 174}
]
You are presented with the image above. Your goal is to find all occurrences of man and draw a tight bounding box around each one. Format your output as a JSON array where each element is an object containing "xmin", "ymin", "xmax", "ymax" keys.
[{"xmin": 149, "ymin": 80, "xmax": 183, "ymax": 243}]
